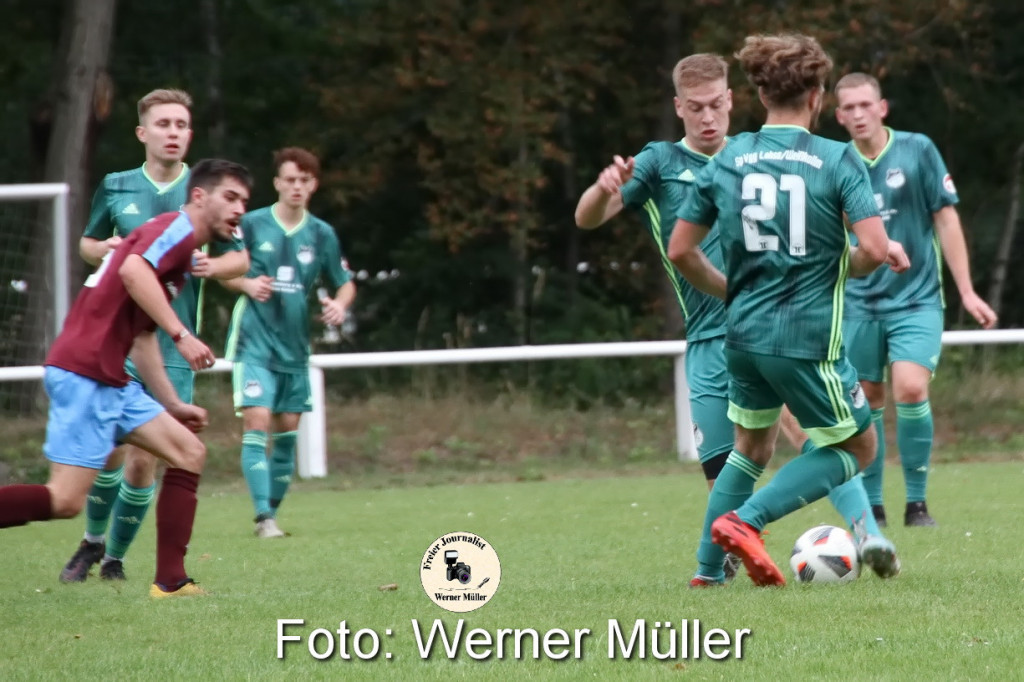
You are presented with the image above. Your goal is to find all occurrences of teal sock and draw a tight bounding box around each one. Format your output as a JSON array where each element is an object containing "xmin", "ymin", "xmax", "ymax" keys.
[
  {"xmin": 269, "ymin": 431, "xmax": 298, "ymax": 516},
  {"xmin": 737, "ymin": 446, "xmax": 859, "ymax": 530},
  {"xmin": 828, "ymin": 473, "xmax": 882, "ymax": 536},
  {"xmin": 84, "ymin": 464, "xmax": 124, "ymax": 538},
  {"xmin": 896, "ymin": 401, "xmax": 932, "ymax": 502},
  {"xmin": 106, "ymin": 481, "xmax": 155, "ymax": 560},
  {"xmin": 861, "ymin": 408, "xmax": 885, "ymax": 506},
  {"xmin": 695, "ymin": 451, "xmax": 764, "ymax": 581},
  {"xmin": 241, "ymin": 430, "xmax": 271, "ymax": 517}
]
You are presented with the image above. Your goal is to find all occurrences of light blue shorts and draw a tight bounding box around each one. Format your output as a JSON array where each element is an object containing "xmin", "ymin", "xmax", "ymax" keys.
[{"xmin": 43, "ymin": 367, "xmax": 164, "ymax": 469}]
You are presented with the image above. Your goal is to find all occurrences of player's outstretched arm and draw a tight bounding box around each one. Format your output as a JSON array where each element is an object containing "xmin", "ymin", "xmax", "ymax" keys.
[
  {"xmin": 574, "ymin": 155, "xmax": 634, "ymax": 229},
  {"xmin": 220, "ymin": 274, "xmax": 274, "ymax": 302},
  {"xmin": 129, "ymin": 333, "xmax": 209, "ymax": 433},
  {"xmin": 934, "ymin": 206, "xmax": 997, "ymax": 328},
  {"xmin": 667, "ymin": 218, "xmax": 726, "ymax": 299},
  {"xmin": 191, "ymin": 249, "xmax": 250, "ymax": 280},
  {"xmin": 847, "ymin": 216, "xmax": 889, "ymax": 277},
  {"xmin": 79, "ymin": 235, "xmax": 122, "ymax": 266}
]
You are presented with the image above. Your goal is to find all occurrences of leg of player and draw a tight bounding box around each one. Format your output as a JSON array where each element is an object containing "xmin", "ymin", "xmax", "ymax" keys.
[
  {"xmin": 0, "ymin": 462, "xmax": 101, "ymax": 529},
  {"xmin": 891, "ymin": 360, "xmax": 936, "ymax": 526},
  {"xmin": 121, "ymin": 411, "xmax": 207, "ymax": 597},
  {"xmin": 267, "ymin": 412, "xmax": 301, "ymax": 533},
  {"xmin": 241, "ymin": 405, "xmax": 282, "ymax": 538},
  {"xmin": 858, "ymin": 381, "xmax": 888, "ymax": 525},
  {"xmin": 98, "ymin": 446, "xmax": 158, "ymax": 581},
  {"xmin": 58, "ymin": 446, "xmax": 126, "ymax": 583}
]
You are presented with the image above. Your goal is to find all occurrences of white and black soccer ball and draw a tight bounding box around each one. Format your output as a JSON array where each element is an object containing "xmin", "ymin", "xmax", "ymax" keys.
[{"xmin": 790, "ymin": 525, "xmax": 861, "ymax": 583}]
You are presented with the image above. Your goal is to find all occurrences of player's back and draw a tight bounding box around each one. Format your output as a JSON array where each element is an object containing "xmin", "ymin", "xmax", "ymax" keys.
[{"xmin": 706, "ymin": 126, "xmax": 877, "ymax": 360}]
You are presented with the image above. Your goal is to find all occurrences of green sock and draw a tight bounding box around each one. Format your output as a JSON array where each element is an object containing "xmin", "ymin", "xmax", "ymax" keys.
[
  {"xmin": 241, "ymin": 430, "xmax": 271, "ymax": 517},
  {"xmin": 84, "ymin": 464, "xmax": 124, "ymax": 539},
  {"xmin": 896, "ymin": 401, "xmax": 932, "ymax": 502},
  {"xmin": 106, "ymin": 481, "xmax": 155, "ymax": 560},
  {"xmin": 860, "ymin": 408, "xmax": 885, "ymax": 506},
  {"xmin": 828, "ymin": 473, "xmax": 882, "ymax": 536},
  {"xmin": 737, "ymin": 446, "xmax": 858, "ymax": 530},
  {"xmin": 695, "ymin": 451, "xmax": 764, "ymax": 581},
  {"xmin": 269, "ymin": 431, "xmax": 298, "ymax": 516}
]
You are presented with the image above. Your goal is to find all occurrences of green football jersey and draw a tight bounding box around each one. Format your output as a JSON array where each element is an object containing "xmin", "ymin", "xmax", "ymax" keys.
[
  {"xmin": 226, "ymin": 205, "xmax": 353, "ymax": 373},
  {"xmin": 677, "ymin": 125, "xmax": 878, "ymax": 361},
  {"xmin": 844, "ymin": 128, "xmax": 958, "ymax": 319},
  {"xmin": 84, "ymin": 164, "xmax": 243, "ymax": 368},
  {"xmin": 619, "ymin": 139, "xmax": 726, "ymax": 342}
]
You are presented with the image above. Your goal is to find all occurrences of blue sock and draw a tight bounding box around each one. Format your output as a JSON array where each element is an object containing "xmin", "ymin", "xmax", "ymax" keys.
[
  {"xmin": 695, "ymin": 451, "xmax": 764, "ymax": 581},
  {"xmin": 861, "ymin": 408, "xmax": 885, "ymax": 506},
  {"xmin": 896, "ymin": 401, "xmax": 932, "ymax": 502},
  {"xmin": 737, "ymin": 446, "xmax": 858, "ymax": 530},
  {"xmin": 241, "ymin": 430, "xmax": 271, "ymax": 517}
]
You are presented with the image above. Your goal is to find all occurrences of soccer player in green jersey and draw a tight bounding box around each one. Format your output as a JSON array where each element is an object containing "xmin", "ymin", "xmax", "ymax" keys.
[
  {"xmin": 60, "ymin": 89, "xmax": 249, "ymax": 583},
  {"xmin": 223, "ymin": 147, "xmax": 355, "ymax": 538},
  {"xmin": 834, "ymin": 73, "xmax": 998, "ymax": 527},
  {"xmin": 669, "ymin": 33, "xmax": 909, "ymax": 586},
  {"xmin": 575, "ymin": 54, "xmax": 897, "ymax": 586}
]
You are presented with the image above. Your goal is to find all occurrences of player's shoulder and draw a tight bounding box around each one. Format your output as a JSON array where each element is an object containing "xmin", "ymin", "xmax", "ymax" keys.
[
  {"xmin": 100, "ymin": 166, "xmax": 145, "ymax": 189},
  {"xmin": 242, "ymin": 205, "xmax": 274, "ymax": 224},
  {"xmin": 308, "ymin": 213, "xmax": 339, "ymax": 238},
  {"xmin": 891, "ymin": 129, "xmax": 938, "ymax": 153}
]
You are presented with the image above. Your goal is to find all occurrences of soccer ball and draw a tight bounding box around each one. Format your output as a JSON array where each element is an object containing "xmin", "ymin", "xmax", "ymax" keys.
[{"xmin": 789, "ymin": 525, "xmax": 861, "ymax": 583}]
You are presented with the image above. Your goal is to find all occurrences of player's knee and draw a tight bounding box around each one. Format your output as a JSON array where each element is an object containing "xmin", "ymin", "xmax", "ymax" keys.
[
  {"xmin": 123, "ymin": 451, "xmax": 157, "ymax": 485},
  {"xmin": 46, "ymin": 487, "xmax": 85, "ymax": 519},
  {"xmin": 843, "ymin": 428, "xmax": 877, "ymax": 471},
  {"xmin": 861, "ymin": 381, "xmax": 886, "ymax": 408},
  {"xmin": 178, "ymin": 438, "xmax": 207, "ymax": 474},
  {"xmin": 894, "ymin": 383, "xmax": 928, "ymax": 404}
]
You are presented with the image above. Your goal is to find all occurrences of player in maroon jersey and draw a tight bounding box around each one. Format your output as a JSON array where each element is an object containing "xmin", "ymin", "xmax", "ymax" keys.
[{"xmin": 0, "ymin": 158, "xmax": 251, "ymax": 598}]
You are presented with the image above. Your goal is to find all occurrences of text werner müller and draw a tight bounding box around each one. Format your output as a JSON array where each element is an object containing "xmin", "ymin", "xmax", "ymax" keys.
[{"xmin": 277, "ymin": 618, "xmax": 750, "ymax": 661}]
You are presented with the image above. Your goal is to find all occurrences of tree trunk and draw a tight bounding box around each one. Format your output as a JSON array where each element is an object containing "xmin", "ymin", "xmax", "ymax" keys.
[
  {"xmin": 985, "ymin": 141, "xmax": 1024, "ymax": 323},
  {"xmin": 201, "ymin": 0, "xmax": 226, "ymax": 155}
]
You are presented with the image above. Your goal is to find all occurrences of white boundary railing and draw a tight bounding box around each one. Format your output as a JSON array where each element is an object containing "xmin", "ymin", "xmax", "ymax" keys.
[{"xmin": 2, "ymin": 329, "xmax": 1023, "ymax": 478}]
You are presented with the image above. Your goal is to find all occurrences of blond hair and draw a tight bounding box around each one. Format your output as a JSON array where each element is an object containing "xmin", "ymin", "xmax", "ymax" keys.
[
  {"xmin": 672, "ymin": 53, "xmax": 729, "ymax": 95},
  {"xmin": 736, "ymin": 34, "xmax": 833, "ymax": 109},
  {"xmin": 834, "ymin": 72, "xmax": 882, "ymax": 98},
  {"xmin": 137, "ymin": 88, "xmax": 193, "ymax": 124}
]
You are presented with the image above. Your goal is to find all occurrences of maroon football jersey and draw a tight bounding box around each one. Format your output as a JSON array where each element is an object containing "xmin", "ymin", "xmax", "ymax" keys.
[{"xmin": 46, "ymin": 211, "xmax": 197, "ymax": 386}]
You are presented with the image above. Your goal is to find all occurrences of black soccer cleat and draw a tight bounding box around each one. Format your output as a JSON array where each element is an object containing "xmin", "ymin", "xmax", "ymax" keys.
[
  {"xmin": 60, "ymin": 540, "xmax": 105, "ymax": 583},
  {"xmin": 99, "ymin": 559, "xmax": 126, "ymax": 581},
  {"xmin": 905, "ymin": 501, "xmax": 937, "ymax": 527},
  {"xmin": 871, "ymin": 504, "xmax": 888, "ymax": 528}
]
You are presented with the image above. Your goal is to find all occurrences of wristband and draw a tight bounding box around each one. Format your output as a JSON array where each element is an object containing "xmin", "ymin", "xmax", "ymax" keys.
[{"xmin": 172, "ymin": 329, "xmax": 191, "ymax": 343}]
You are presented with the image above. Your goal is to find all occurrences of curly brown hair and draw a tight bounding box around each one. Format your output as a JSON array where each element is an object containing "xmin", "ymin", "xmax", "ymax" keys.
[{"xmin": 735, "ymin": 34, "xmax": 833, "ymax": 109}]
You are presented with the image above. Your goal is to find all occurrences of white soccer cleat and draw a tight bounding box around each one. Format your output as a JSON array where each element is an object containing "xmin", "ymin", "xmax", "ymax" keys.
[{"xmin": 255, "ymin": 517, "xmax": 286, "ymax": 538}]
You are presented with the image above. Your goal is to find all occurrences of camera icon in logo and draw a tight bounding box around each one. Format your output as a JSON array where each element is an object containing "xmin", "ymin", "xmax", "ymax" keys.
[{"xmin": 444, "ymin": 550, "xmax": 471, "ymax": 585}]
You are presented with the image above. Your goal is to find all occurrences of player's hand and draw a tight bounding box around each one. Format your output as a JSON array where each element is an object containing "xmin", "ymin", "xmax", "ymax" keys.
[
  {"xmin": 175, "ymin": 334, "xmax": 217, "ymax": 371},
  {"xmin": 244, "ymin": 275, "xmax": 274, "ymax": 302},
  {"xmin": 885, "ymin": 240, "xmax": 910, "ymax": 273},
  {"xmin": 961, "ymin": 291, "xmax": 998, "ymax": 329},
  {"xmin": 190, "ymin": 250, "xmax": 212, "ymax": 278},
  {"xmin": 168, "ymin": 403, "xmax": 209, "ymax": 433},
  {"xmin": 596, "ymin": 155, "xmax": 635, "ymax": 195},
  {"xmin": 320, "ymin": 297, "xmax": 347, "ymax": 326},
  {"xmin": 104, "ymin": 236, "xmax": 123, "ymax": 254}
]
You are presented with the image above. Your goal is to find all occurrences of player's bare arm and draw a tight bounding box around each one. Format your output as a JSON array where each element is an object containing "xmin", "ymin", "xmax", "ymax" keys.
[
  {"xmin": 933, "ymin": 205, "xmax": 997, "ymax": 328},
  {"xmin": 574, "ymin": 155, "xmax": 635, "ymax": 229},
  {"xmin": 221, "ymin": 274, "xmax": 274, "ymax": 302},
  {"xmin": 79, "ymin": 235, "xmax": 123, "ymax": 266},
  {"xmin": 667, "ymin": 218, "xmax": 727, "ymax": 299},
  {"xmin": 190, "ymin": 248, "xmax": 250, "ymax": 280},
  {"xmin": 847, "ymin": 215, "xmax": 890, "ymax": 277},
  {"xmin": 321, "ymin": 280, "xmax": 357, "ymax": 326},
  {"xmin": 119, "ymin": 254, "xmax": 216, "ymax": 370}
]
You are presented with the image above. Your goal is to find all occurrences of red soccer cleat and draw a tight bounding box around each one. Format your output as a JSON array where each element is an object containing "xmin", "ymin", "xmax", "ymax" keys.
[{"xmin": 711, "ymin": 511, "xmax": 786, "ymax": 587}]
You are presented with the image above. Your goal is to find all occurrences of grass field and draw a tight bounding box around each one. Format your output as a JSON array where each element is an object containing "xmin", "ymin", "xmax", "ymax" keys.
[{"xmin": 1, "ymin": 460, "xmax": 1021, "ymax": 680}]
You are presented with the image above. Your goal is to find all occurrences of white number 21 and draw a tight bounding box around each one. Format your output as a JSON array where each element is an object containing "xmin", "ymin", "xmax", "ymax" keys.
[{"xmin": 740, "ymin": 173, "xmax": 806, "ymax": 256}]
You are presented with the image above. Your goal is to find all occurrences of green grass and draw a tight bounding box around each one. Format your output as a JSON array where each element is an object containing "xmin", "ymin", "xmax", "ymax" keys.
[{"xmin": 2, "ymin": 461, "xmax": 1022, "ymax": 680}]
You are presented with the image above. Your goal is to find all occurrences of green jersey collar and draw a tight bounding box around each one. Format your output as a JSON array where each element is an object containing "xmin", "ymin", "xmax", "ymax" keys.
[
  {"xmin": 141, "ymin": 163, "xmax": 189, "ymax": 194},
  {"xmin": 271, "ymin": 203, "xmax": 309, "ymax": 235},
  {"xmin": 760, "ymin": 124, "xmax": 810, "ymax": 133},
  {"xmin": 678, "ymin": 137, "xmax": 726, "ymax": 160},
  {"xmin": 852, "ymin": 127, "xmax": 895, "ymax": 167}
]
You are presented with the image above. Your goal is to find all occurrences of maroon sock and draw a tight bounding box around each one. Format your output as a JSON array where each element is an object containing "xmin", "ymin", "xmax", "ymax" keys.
[
  {"xmin": 0, "ymin": 484, "xmax": 53, "ymax": 528},
  {"xmin": 154, "ymin": 468, "xmax": 201, "ymax": 587}
]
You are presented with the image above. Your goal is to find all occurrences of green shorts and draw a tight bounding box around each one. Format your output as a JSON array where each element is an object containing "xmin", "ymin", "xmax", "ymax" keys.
[
  {"xmin": 124, "ymin": 359, "xmax": 196, "ymax": 404},
  {"xmin": 844, "ymin": 309, "xmax": 943, "ymax": 382},
  {"xmin": 725, "ymin": 348, "xmax": 871, "ymax": 448},
  {"xmin": 686, "ymin": 337, "xmax": 733, "ymax": 464},
  {"xmin": 232, "ymin": 363, "xmax": 311, "ymax": 414}
]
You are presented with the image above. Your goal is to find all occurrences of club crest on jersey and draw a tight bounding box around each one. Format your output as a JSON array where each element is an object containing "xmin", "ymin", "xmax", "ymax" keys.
[
  {"xmin": 943, "ymin": 173, "xmax": 956, "ymax": 194},
  {"xmin": 243, "ymin": 380, "xmax": 263, "ymax": 398},
  {"xmin": 885, "ymin": 168, "xmax": 906, "ymax": 189},
  {"xmin": 296, "ymin": 245, "xmax": 315, "ymax": 265}
]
